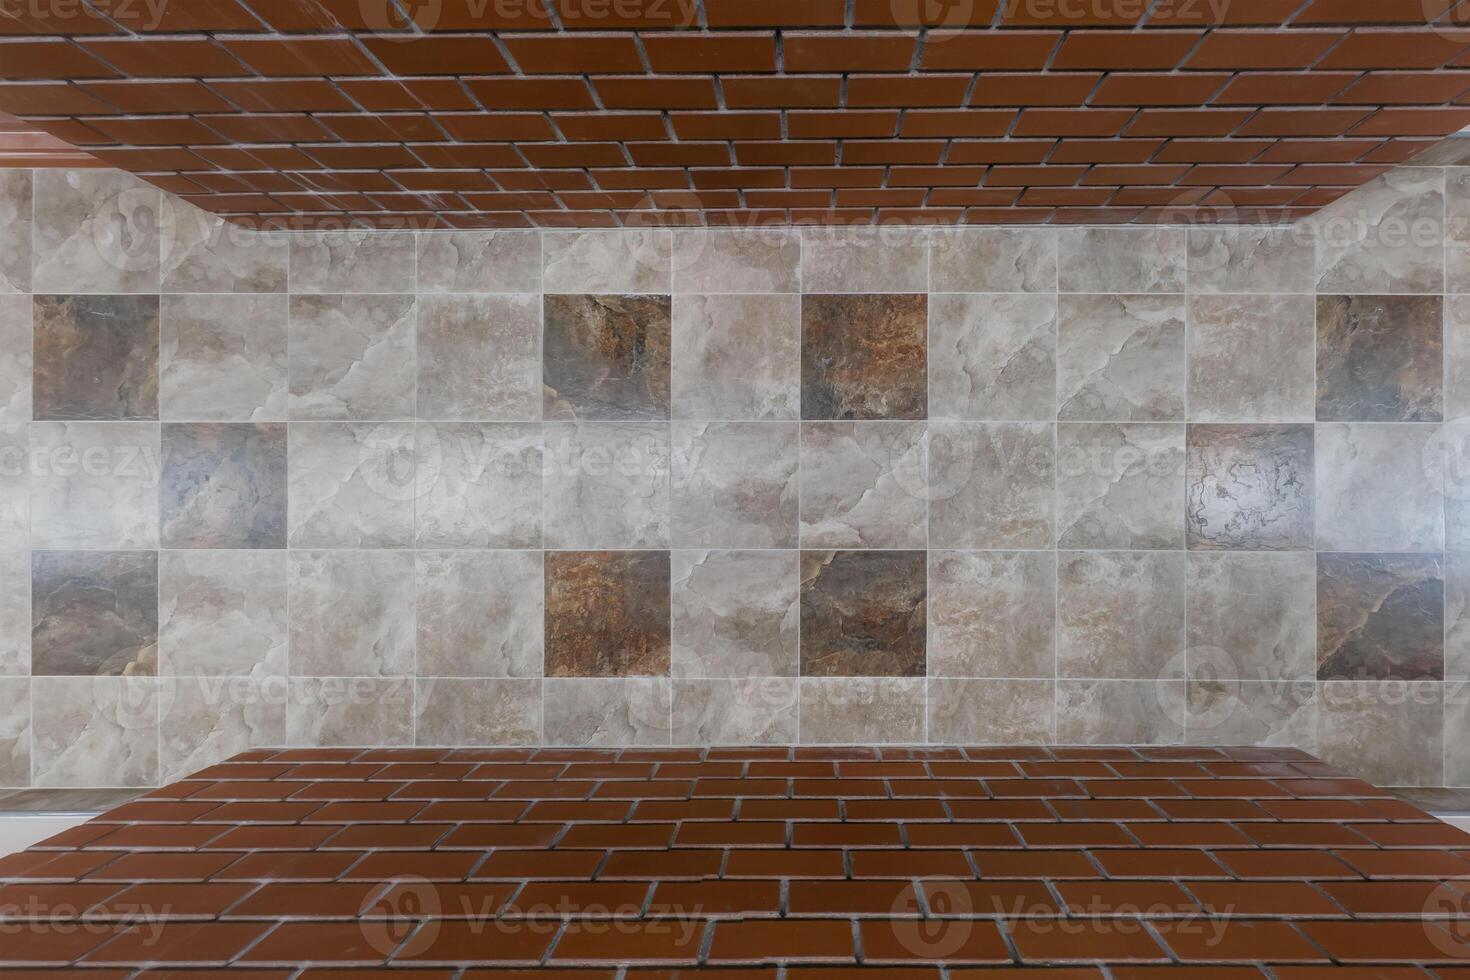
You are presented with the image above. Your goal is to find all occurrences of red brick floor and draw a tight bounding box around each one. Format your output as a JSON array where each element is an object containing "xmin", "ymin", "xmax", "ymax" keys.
[{"xmin": 3, "ymin": 745, "xmax": 1470, "ymax": 975}]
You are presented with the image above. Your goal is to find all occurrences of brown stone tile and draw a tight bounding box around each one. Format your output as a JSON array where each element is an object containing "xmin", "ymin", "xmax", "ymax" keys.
[
  {"xmin": 33, "ymin": 295, "xmax": 158, "ymax": 421},
  {"xmin": 1317, "ymin": 294, "xmax": 1443, "ymax": 422},
  {"xmin": 544, "ymin": 294, "xmax": 671, "ymax": 421},
  {"xmin": 160, "ymin": 423, "xmax": 288, "ymax": 549},
  {"xmin": 30, "ymin": 550, "xmax": 157, "ymax": 677},
  {"xmin": 801, "ymin": 293, "xmax": 927, "ymax": 420},
  {"xmin": 544, "ymin": 551, "xmax": 671, "ymax": 678},
  {"xmin": 800, "ymin": 550, "xmax": 926, "ymax": 677},
  {"xmin": 1317, "ymin": 553, "xmax": 1444, "ymax": 680}
]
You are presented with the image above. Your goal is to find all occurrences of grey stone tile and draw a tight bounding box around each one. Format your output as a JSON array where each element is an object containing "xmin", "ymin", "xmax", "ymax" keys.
[
  {"xmin": 414, "ymin": 678, "xmax": 541, "ymax": 746},
  {"xmin": 288, "ymin": 294, "xmax": 416, "ymax": 421},
  {"xmin": 1186, "ymin": 226, "xmax": 1315, "ymax": 294},
  {"xmin": 671, "ymin": 294, "xmax": 800, "ymax": 421},
  {"xmin": 543, "ymin": 421, "xmax": 669, "ymax": 549},
  {"xmin": 801, "ymin": 550, "xmax": 926, "ymax": 678},
  {"xmin": 798, "ymin": 678, "xmax": 925, "ymax": 744},
  {"xmin": 801, "ymin": 294, "xmax": 927, "ymax": 420},
  {"xmin": 1186, "ymin": 424, "xmax": 1314, "ymax": 551},
  {"xmin": 159, "ymin": 550, "xmax": 287, "ymax": 678},
  {"xmin": 0, "ymin": 551, "xmax": 28, "ymax": 676},
  {"xmin": 1316, "ymin": 422, "xmax": 1443, "ymax": 553},
  {"xmin": 33, "ymin": 294, "xmax": 158, "ymax": 421},
  {"xmin": 799, "ymin": 421, "xmax": 925, "ymax": 550},
  {"xmin": 0, "ymin": 677, "xmax": 29, "ymax": 786},
  {"xmin": 30, "ymin": 422, "xmax": 160, "ymax": 550},
  {"xmin": 929, "ymin": 422, "xmax": 1054, "ymax": 550},
  {"xmin": 1315, "ymin": 167, "xmax": 1444, "ymax": 294},
  {"xmin": 161, "ymin": 423, "xmax": 288, "ymax": 549},
  {"xmin": 1057, "ymin": 294, "xmax": 1185, "ymax": 421},
  {"xmin": 417, "ymin": 294, "xmax": 540, "ymax": 421},
  {"xmin": 288, "ymin": 550, "xmax": 414, "ymax": 678},
  {"xmin": 1186, "ymin": 680, "xmax": 1317, "ymax": 752},
  {"xmin": 417, "ymin": 231, "xmax": 541, "ymax": 293},
  {"xmin": 671, "ymin": 677, "xmax": 798, "ymax": 744},
  {"xmin": 1187, "ymin": 552, "xmax": 1316, "ymax": 683},
  {"xmin": 1448, "ymin": 168, "xmax": 1470, "ymax": 293},
  {"xmin": 0, "ymin": 294, "xmax": 31, "ymax": 423},
  {"xmin": 32, "ymin": 170, "xmax": 161, "ymax": 294},
  {"xmin": 1056, "ymin": 680, "xmax": 1185, "ymax": 745},
  {"xmin": 1318, "ymin": 553, "xmax": 1443, "ymax": 681},
  {"xmin": 672, "ymin": 229, "xmax": 799, "ymax": 293},
  {"xmin": 928, "ymin": 551, "xmax": 1055, "ymax": 679},
  {"xmin": 161, "ymin": 294, "xmax": 288, "ymax": 422},
  {"xmin": 1056, "ymin": 422, "xmax": 1184, "ymax": 550},
  {"xmin": 161, "ymin": 201, "xmax": 288, "ymax": 294},
  {"xmin": 31, "ymin": 550, "xmax": 157, "ymax": 677},
  {"xmin": 415, "ymin": 422, "xmax": 542, "ymax": 549},
  {"xmin": 287, "ymin": 422, "xmax": 415, "ymax": 549},
  {"xmin": 1447, "ymin": 691, "xmax": 1470, "ymax": 787},
  {"xmin": 286, "ymin": 677, "xmax": 414, "ymax": 747},
  {"xmin": 1317, "ymin": 680, "xmax": 1443, "ymax": 786},
  {"xmin": 416, "ymin": 550, "xmax": 543, "ymax": 678},
  {"xmin": 929, "ymin": 228, "xmax": 1056, "ymax": 293},
  {"xmin": 928, "ymin": 293, "xmax": 1056, "ymax": 421},
  {"xmin": 1058, "ymin": 551, "xmax": 1185, "ymax": 681},
  {"xmin": 545, "ymin": 550, "xmax": 670, "ymax": 678},
  {"xmin": 543, "ymin": 678, "xmax": 671, "ymax": 746},
  {"xmin": 543, "ymin": 229, "xmax": 671, "ymax": 294},
  {"xmin": 671, "ymin": 550, "xmax": 799, "ymax": 679},
  {"xmin": 1187, "ymin": 295, "xmax": 1315, "ymax": 423},
  {"xmin": 1446, "ymin": 295, "xmax": 1470, "ymax": 420},
  {"xmin": 544, "ymin": 294, "xmax": 671, "ymax": 421},
  {"xmin": 800, "ymin": 228, "xmax": 927, "ymax": 293},
  {"xmin": 1447, "ymin": 552, "xmax": 1470, "ymax": 682},
  {"xmin": 673, "ymin": 421, "xmax": 798, "ymax": 549},
  {"xmin": 1057, "ymin": 227, "xmax": 1184, "ymax": 294},
  {"xmin": 32, "ymin": 676, "xmax": 159, "ymax": 788},
  {"xmin": 928, "ymin": 679, "xmax": 1055, "ymax": 744},
  {"xmin": 0, "ymin": 424, "xmax": 27, "ymax": 550},
  {"xmin": 289, "ymin": 232, "xmax": 416, "ymax": 293},
  {"xmin": 1317, "ymin": 295, "xmax": 1443, "ymax": 422},
  {"xmin": 159, "ymin": 675, "xmax": 286, "ymax": 783},
  {"xmin": 0, "ymin": 170, "xmax": 31, "ymax": 294}
]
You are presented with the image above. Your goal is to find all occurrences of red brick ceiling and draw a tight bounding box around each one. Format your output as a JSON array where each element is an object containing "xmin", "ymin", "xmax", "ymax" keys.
[{"xmin": 4, "ymin": 0, "xmax": 1470, "ymax": 227}]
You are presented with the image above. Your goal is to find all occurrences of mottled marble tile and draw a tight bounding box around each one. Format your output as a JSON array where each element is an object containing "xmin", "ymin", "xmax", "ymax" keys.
[
  {"xmin": 928, "ymin": 293, "xmax": 1056, "ymax": 421},
  {"xmin": 32, "ymin": 676, "xmax": 159, "ymax": 787},
  {"xmin": 287, "ymin": 422, "xmax": 415, "ymax": 549},
  {"xmin": 0, "ymin": 294, "xmax": 31, "ymax": 423},
  {"xmin": 800, "ymin": 550, "xmax": 926, "ymax": 678},
  {"xmin": 1058, "ymin": 551, "xmax": 1185, "ymax": 681},
  {"xmin": 0, "ymin": 677, "xmax": 29, "ymax": 786},
  {"xmin": 0, "ymin": 424, "xmax": 27, "ymax": 550},
  {"xmin": 1316, "ymin": 295, "xmax": 1443, "ymax": 423},
  {"xmin": 1315, "ymin": 422, "xmax": 1444, "ymax": 553},
  {"xmin": 161, "ymin": 201, "xmax": 289, "ymax": 293},
  {"xmin": 543, "ymin": 230, "xmax": 672, "ymax": 294},
  {"xmin": 799, "ymin": 421, "xmax": 925, "ymax": 550},
  {"xmin": 798, "ymin": 677, "xmax": 925, "ymax": 744},
  {"xmin": 160, "ymin": 423, "xmax": 287, "ymax": 549},
  {"xmin": 673, "ymin": 229, "xmax": 799, "ymax": 293},
  {"xmin": 417, "ymin": 231, "xmax": 541, "ymax": 293},
  {"xmin": 31, "ymin": 551, "xmax": 157, "ymax": 677},
  {"xmin": 1186, "ymin": 680, "xmax": 1317, "ymax": 751},
  {"xmin": 289, "ymin": 232, "xmax": 416, "ymax": 293},
  {"xmin": 1447, "ymin": 168, "xmax": 1470, "ymax": 293},
  {"xmin": 801, "ymin": 294, "xmax": 927, "ymax": 420},
  {"xmin": 1317, "ymin": 680, "xmax": 1443, "ymax": 786},
  {"xmin": 288, "ymin": 550, "xmax": 414, "ymax": 678},
  {"xmin": 289, "ymin": 294, "xmax": 416, "ymax": 421},
  {"xmin": 1056, "ymin": 680, "xmax": 1185, "ymax": 745},
  {"xmin": 161, "ymin": 294, "xmax": 288, "ymax": 422},
  {"xmin": 1317, "ymin": 553, "xmax": 1443, "ymax": 681},
  {"xmin": 1056, "ymin": 423, "xmax": 1184, "ymax": 550},
  {"xmin": 673, "ymin": 422, "xmax": 798, "ymax": 549},
  {"xmin": 33, "ymin": 294, "xmax": 159, "ymax": 421},
  {"xmin": 159, "ymin": 550, "xmax": 287, "ymax": 678},
  {"xmin": 160, "ymin": 675, "xmax": 287, "ymax": 783},
  {"xmin": 543, "ymin": 678, "xmax": 671, "ymax": 746},
  {"xmin": 415, "ymin": 422, "xmax": 542, "ymax": 548},
  {"xmin": 928, "ymin": 679, "xmax": 1055, "ymax": 744},
  {"xmin": 417, "ymin": 294, "xmax": 540, "ymax": 421},
  {"xmin": 929, "ymin": 422, "xmax": 1054, "ymax": 549},
  {"xmin": 1057, "ymin": 227, "xmax": 1184, "ymax": 294},
  {"xmin": 1447, "ymin": 295, "xmax": 1470, "ymax": 420},
  {"xmin": 545, "ymin": 550, "xmax": 671, "ymax": 678},
  {"xmin": 0, "ymin": 551, "xmax": 28, "ymax": 675},
  {"xmin": 543, "ymin": 421, "xmax": 669, "ymax": 549},
  {"xmin": 544, "ymin": 294, "xmax": 671, "ymax": 421},
  {"xmin": 1057, "ymin": 294, "xmax": 1185, "ymax": 422},
  {"xmin": 1315, "ymin": 167, "xmax": 1444, "ymax": 294},
  {"xmin": 1447, "ymin": 553, "xmax": 1470, "ymax": 682},
  {"xmin": 287, "ymin": 677, "xmax": 414, "ymax": 747},
  {"xmin": 416, "ymin": 550, "xmax": 543, "ymax": 678},
  {"xmin": 1446, "ymin": 692, "xmax": 1470, "ymax": 787},
  {"xmin": 32, "ymin": 170, "xmax": 161, "ymax": 294},
  {"xmin": 799, "ymin": 228, "xmax": 927, "ymax": 293},
  {"xmin": 671, "ymin": 550, "xmax": 799, "ymax": 679},
  {"xmin": 1186, "ymin": 424, "xmax": 1314, "ymax": 551},
  {"xmin": 0, "ymin": 171, "xmax": 31, "ymax": 293},
  {"xmin": 671, "ymin": 294, "xmax": 800, "ymax": 420},
  {"xmin": 1187, "ymin": 552, "xmax": 1316, "ymax": 683},
  {"xmin": 1441, "ymin": 420, "xmax": 1470, "ymax": 550},
  {"xmin": 1186, "ymin": 226, "xmax": 1314, "ymax": 293},
  {"xmin": 414, "ymin": 678, "xmax": 541, "ymax": 746},
  {"xmin": 30, "ymin": 422, "xmax": 160, "ymax": 550},
  {"xmin": 1188, "ymin": 295, "xmax": 1316, "ymax": 423},
  {"xmin": 672, "ymin": 677, "xmax": 798, "ymax": 744},
  {"xmin": 929, "ymin": 228, "xmax": 1056, "ymax": 293},
  {"xmin": 928, "ymin": 551, "xmax": 1054, "ymax": 679}
]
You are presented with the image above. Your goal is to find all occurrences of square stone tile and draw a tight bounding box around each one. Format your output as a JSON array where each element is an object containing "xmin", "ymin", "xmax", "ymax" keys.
[
  {"xmin": 672, "ymin": 677, "xmax": 798, "ymax": 744},
  {"xmin": 928, "ymin": 551, "xmax": 1055, "ymax": 679},
  {"xmin": 543, "ymin": 678, "xmax": 671, "ymax": 746},
  {"xmin": 1056, "ymin": 680, "xmax": 1185, "ymax": 745},
  {"xmin": 1057, "ymin": 227, "xmax": 1184, "ymax": 293},
  {"xmin": 673, "ymin": 421, "xmax": 798, "ymax": 549},
  {"xmin": 289, "ymin": 232, "xmax": 415, "ymax": 293},
  {"xmin": 1186, "ymin": 680, "xmax": 1318, "ymax": 751},
  {"xmin": 1447, "ymin": 552, "xmax": 1470, "ymax": 682},
  {"xmin": 415, "ymin": 422, "xmax": 542, "ymax": 548},
  {"xmin": 543, "ymin": 230, "xmax": 671, "ymax": 294},
  {"xmin": 928, "ymin": 679, "xmax": 1055, "ymax": 744},
  {"xmin": 160, "ymin": 675, "xmax": 287, "ymax": 783},
  {"xmin": 799, "ymin": 677, "xmax": 925, "ymax": 744},
  {"xmin": 801, "ymin": 294, "xmax": 927, "ymax": 421},
  {"xmin": 0, "ymin": 551, "xmax": 28, "ymax": 676},
  {"xmin": 1316, "ymin": 295, "xmax": 1443, "ymax": 422},
  {"xmin": 0, "ymin": 294, "xmax": 31, "ymax": 423},
  {"xmin": 1058, "ymin": 551, "xmax": 1185, "ymax": 681},
  {"xmin": 928, "ymin": 293, "xmax": 1056, "ymax": 421},
  {"xmin": 161, "ymin": 423, "xmax": 288, "ymax": 549},
  {"xmin": 0, "ymin": 676, "xmax": 29, "ymax": 786},
  {"xmin": 929, "ymin": 228, "xmax": 1056, "ymax": 293},
  {"xmin": 159, "ymin": 550, "xmax": 287, "ymax": 678},
  {"xmin": 1315, "ymin": 167, "xmax": 1444, "ymax": 294},
  {"xmin": 671, "ymin": 294, "xmax": 800, "ymax": 420},
  {"xmin": 0, "ymin": 170, "xmax": 31, "ymax": 294},
  {"xmin": 1188, "ymin": 295, "xmax": 1316, "ymax": 423},
  {"xmin": 30, "ymin": 422, "xmax": 160, "ymax": 550},
  {"xmin": 1317, "ymin": 680, "xmax": 1443, "ymax": 786},
  {"xmin": 1318, "ymin": 553, "xmax": 1443, "ymax": 681},
  {"xmin": 929, "ymin": 422, "xmax": 1054, "ymax": 550},
  {"xmin": 32, "ymin": 676, "xmax": 159, "ymax": 787},
  {"xmin": 287, "ymin": 422, "xmax": 415, "ymax": 549},
  {"xmin": 1186, "ymin": 226, "xmax": 1315, "ymax": 294},
  {"xmin": 1057, "ymin": 294, "xmax": 1185, "ymax": 421},
  {"xmin": 1447, "ymin": 295, "xmax": 1470, "ymax": 420},
  {"xmin": 417, "ymin": 294, "xmax": 541, "ymax": 421},
  {"xmin": 288, "ymin": 294, "xmax": 416, "ymax": 421},
  {"xmin": 31, "ymin": 551, "xmax": 157, "ymax": 677},
  {"xmin": 161, "ymin": 201, "xmax": 289, "ymax": 294},
  {"xmin": 543, "ymin": 421, "xmax": 669, "ymax": 549},
  {"xmin": 417, "ymin": 230, "xmax": 541, "ymax": 293},
  {"xmin": 545, "ymin": 550, "xmax": 671, "ymax": 678},
  {"xmin": 800, "ymin": 550, "xmax": 926, "ymax": 678},
  {"xmin": 32, "ymin": 170, "xmax": 161, "ymax": 294},
  {"xmin": 414, "ymin": 678, "xmax": 541, "ymax": 746},
  {"xmin": 288, "ymin": 550, "xmax": 415, "ymax": 678},
  {"xmin": 0, "ymin": 424, "xmax": 27, "ymax": 550},
  {"xmin": 1316, "ymin": 422, "xmax": 1443, "ymax": 553},
  {"xmin": 1187, "ymin": 553, "xmax": 1316, "ymax": 683},
  {"xmin": 544, "ymin": 294, "xmax": 671, "ymax": 421},
  {"xmin": 416, "ymin": 550, "xmax": 543, "ymax": 678},
  {"xmin": 1446, "ymin": 690, "xmax": 1470, "ymax": 786},
  {"xmin": 161, "ymin": 294, "xmax": 288, "ymax": 422},
  {"xmin": 1056, "ymin": 423, "xmax": 1184, "ymax": 550},
  {"xmin": 1186, "ymin": 424, "xmax": 1314, "ymax": 551},
  {"xmin": 671, "ymin": 550, "xmax": 799, "ymax": 679},
  {"xmin": 286, "ymin": 677, "xmax": 414, "ymax": 747},
  {"xmin": 34, "ymin": 294, "xmax": 159, "ymax": 421},
  {"xmin": 672, "ymin": 229, "xmax": 799, "ymax": 293},
  {"xmin": 799, "ymin": 421, "xmax": 925, "ymax": 550},
  {"xmin": 800, "ymin": 228, "xmax": 927, "ymax": 293}
]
